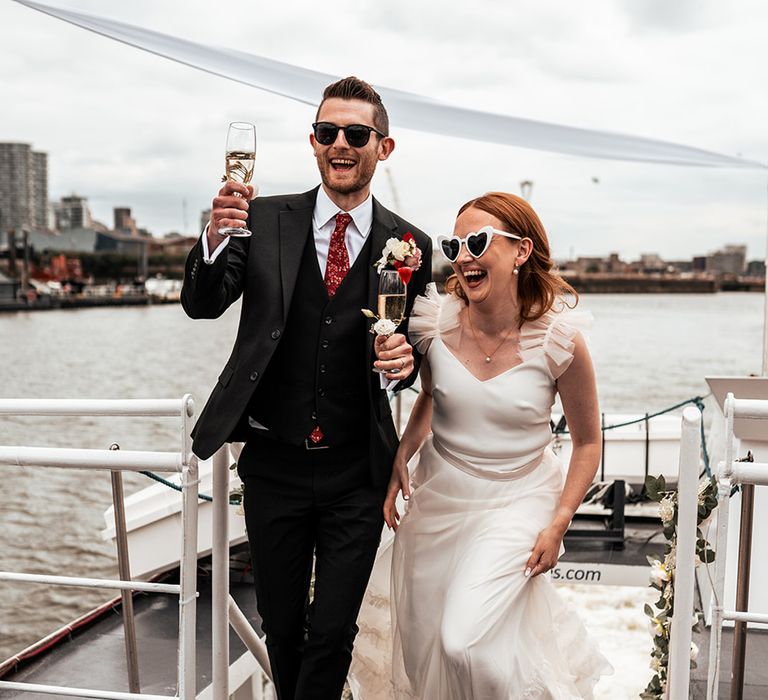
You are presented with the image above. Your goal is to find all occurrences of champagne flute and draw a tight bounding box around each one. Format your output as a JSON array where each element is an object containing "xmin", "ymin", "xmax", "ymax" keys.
[
  {"xmin": 374, "ymin": 270, "xmax": 407, "ymax": 373},
  {"xmin": 219, "ymin": 121, "xmax": 256, "ymax": 237},
  {"xmin": 378, "ymin": 270, "xmax": 407, "ymax": 326}
]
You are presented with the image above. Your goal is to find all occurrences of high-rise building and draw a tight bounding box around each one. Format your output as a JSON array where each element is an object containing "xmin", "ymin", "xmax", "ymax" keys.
[
  {"xmin": 114, "ymin": 207, "xmax": 138, "ymax": 237},
  {"xmin": 54, "ymin": 194, "xmax": 92, "ymax": 231},
  {"xmin": 0, "ymin": 142, "xmax": 49, "ymax": 234}
]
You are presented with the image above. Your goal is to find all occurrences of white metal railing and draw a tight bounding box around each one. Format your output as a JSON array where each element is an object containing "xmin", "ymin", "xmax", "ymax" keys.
[
  {"xmin": 665, "ymin": 406, "xmax": 702, "ymax": 699},
  {"xmin": 0, "ymin": 397, "xmax": 199, "ymax": 700},
  {"xmin": 705, "ymin": 393, "xmax": 768, "ymax": 699}
]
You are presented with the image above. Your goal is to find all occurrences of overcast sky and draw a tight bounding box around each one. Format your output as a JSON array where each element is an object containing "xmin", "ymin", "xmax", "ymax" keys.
[{"xmin": 1, "ymin": 0, "xmax": 766, "ymax": 260}]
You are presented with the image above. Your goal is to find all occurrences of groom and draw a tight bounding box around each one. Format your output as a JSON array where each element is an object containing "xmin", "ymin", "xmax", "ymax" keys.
[{"xmin": 181, "ymin": 76, "xmax": 432, "ymax": 699}]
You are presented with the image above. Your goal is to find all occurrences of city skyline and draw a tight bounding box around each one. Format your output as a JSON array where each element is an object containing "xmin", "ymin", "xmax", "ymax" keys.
[
  {"xmin": 2, "ymin": 139, "xmax": 765, "ymax": 267},
  {"xmin": 1, "ymin": 1, "xmax": 766, "ymax": 259}
]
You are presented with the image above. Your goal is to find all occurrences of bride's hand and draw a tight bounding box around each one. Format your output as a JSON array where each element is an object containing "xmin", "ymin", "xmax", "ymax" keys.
[
  {"xmin": 383, "ymin": 459, "xmax": 411, "ymax": 531},
  {"xmin": 524, "ymin": 524, "xmax": 565, "ymax": 578}
]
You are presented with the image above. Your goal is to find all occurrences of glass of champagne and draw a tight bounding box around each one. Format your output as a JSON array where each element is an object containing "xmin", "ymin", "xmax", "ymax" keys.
[
  {"xmin": 374, "ymin": 270, "xmax": 407, "ymax": 373},
  {"xmin": 378, "ymin": 270, "xmax": 407, "ymax": 326},
  {"xmin": 218, "ymin": 121, "xmax": 256, "ymax": 237}
]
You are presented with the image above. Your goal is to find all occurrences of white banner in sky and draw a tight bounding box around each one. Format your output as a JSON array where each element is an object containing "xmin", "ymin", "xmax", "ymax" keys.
[{"xmin": 15, "ymin": 0, "xmax": 767, "ymax": 170}]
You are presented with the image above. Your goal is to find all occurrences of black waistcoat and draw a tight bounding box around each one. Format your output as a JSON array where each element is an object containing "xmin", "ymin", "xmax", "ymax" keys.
[{"xmin": 246, "ymin": 229, "xmax": 372, "ymax": 446}]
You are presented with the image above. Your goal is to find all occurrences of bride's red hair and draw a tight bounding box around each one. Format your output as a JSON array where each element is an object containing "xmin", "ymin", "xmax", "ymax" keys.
[{"xmin": 444, "ymin": 191, "xmax": 578, "ymax": 324}]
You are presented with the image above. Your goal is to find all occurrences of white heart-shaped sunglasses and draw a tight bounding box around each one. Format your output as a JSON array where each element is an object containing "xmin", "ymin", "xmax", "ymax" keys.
[{"xmin": 437, "ymin": 226, "xmax": 523, "ymax": 263}]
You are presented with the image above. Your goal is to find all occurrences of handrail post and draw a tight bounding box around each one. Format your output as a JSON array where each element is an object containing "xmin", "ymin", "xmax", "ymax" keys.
[
  {"xmin": 600, "ymin": 412, "xmax": 605, "ymax": 481},
  {"xmin": 731, "ymin": 477, "xmax": 755, "ymax": 700},
  {"xmin": 707, "ymin": 395, "xmax": 737, "ymax": 700},
  {"xmin": 667, "ymin": 406, "xmax": 701, "ymax": 700},
  {"xmin": 212, "ymin": 446, "xmax": 231, "ymax": 699},
  {"xmin": 644, "ymin": 412, "xmax": 650, "ymax": 480},
  {"xmin": 109, "ymin": 443, "xmax": 141, "ymax": 693},
  {"xmin": 178, "ymin": 395, "xmax": 198, "ymax": 700}
]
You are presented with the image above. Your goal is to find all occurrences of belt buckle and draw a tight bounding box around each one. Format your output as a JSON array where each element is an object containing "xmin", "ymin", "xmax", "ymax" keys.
[{"xmin": 304, "ymin": 438, "xmax": 330, "ymax": 451}]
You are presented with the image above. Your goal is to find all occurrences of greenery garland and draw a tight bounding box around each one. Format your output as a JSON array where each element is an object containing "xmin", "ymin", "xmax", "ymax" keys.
[{"xmin": 641, "ymin": 473, "xmax": 718, "ymax": 700}]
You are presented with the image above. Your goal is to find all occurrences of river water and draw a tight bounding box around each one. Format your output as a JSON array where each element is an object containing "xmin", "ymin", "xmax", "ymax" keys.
[{"xmin": 0, "ymin": 293, "xmax": 763, "ymax": 695}]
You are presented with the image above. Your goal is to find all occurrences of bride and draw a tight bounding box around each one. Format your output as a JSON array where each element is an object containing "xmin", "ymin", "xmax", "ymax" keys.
[{"xmin": 350, "ymin": 192, "xmax": 613, "ymax": 699}]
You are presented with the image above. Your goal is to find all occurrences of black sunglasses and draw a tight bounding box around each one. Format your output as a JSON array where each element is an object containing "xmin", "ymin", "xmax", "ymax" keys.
[{"xmin": 312, "ymin": 121, "xmax": 387, "ymax": 148}]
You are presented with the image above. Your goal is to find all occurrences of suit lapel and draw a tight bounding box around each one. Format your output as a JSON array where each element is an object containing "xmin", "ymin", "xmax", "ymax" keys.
[
  {"xmin": 279, "ymin": 187, "xmax": 318, "ymax": 323},
  {"xmin": 366, "ymin": 199, "xmax": 399, "ymax": 360}
]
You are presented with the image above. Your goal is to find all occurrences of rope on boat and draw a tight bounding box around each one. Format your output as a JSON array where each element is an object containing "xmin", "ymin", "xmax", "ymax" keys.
[
  {"xmin": 138, "ymin": 470, "xmax": 241, "ymax": 505},
  {"xmin": 139, "ymin": 394, "xmax": 713, "ymax": 499}
]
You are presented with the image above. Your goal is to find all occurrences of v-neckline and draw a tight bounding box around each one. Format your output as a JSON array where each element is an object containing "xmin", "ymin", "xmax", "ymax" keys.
[{"xmin": 436, "ymin": 335, "xmax": 528, "ymax": 384}]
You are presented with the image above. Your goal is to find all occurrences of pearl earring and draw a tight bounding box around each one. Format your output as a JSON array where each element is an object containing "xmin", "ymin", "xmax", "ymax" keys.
[{"xmin": 513, "ymin": 264, "xmax": 519, "ymax": 276}]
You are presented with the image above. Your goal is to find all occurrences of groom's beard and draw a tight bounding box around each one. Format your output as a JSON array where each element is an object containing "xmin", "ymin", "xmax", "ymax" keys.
[{"xmin": 316, "ymin": 148, "xmax": 377, "ymax": 196}]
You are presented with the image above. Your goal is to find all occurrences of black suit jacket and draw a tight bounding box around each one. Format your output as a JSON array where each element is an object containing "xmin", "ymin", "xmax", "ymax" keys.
[{"xmin": 181, "ymin": 187, "xmax": 432, "ymax": 484}]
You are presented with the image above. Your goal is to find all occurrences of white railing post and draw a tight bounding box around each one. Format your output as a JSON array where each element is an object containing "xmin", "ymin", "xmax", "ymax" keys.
[
  {"xmin": 178, "ymin": 395, "xmax": 198, "ymax": 700},
  {"xmin": 667, "ymin": 406, "xmax": 702, "ymax": 700},
  {"xmin": 228, "ymin": 596, "xmax": 273, "ymax": 683},
  {"xmin": 212, "ymin": 446, "xmax": 231, "ymax": 700},
  {"xmin": 706, "ymin": 395, "xmax": 737, "ymax": 700}
]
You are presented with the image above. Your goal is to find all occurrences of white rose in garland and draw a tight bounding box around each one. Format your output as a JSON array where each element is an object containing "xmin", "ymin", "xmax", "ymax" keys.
[{"xmin": 640, "ymin": 473, "xmax": 717, "ymax": 700}]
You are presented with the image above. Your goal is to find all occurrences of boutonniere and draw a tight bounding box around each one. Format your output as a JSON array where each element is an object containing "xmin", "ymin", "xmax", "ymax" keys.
[{"xmin": 374, "ymin": 232, "xmax": 423, "ymax": 284}]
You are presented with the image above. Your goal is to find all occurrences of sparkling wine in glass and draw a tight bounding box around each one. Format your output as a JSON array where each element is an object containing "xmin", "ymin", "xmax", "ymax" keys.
[
  {"xmin": 378, "ymin": 270, "xmax": 407, "ymax": 326},
  {"xmin": 374, "ymin": 270, "xmax": 407, "ymax": 373},
  {"xmin": 219, "ymin": 121, "xmax": 256, "ymax": 238},
  {"xmin": 374, "ymin": 270, "xmax": 405, "ymax": 374}
]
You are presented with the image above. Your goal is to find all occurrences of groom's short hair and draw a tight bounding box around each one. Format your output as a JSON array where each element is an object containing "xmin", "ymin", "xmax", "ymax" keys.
[{"xmin": 317, "ymin": 76, "xmax": 389, "ymax": 137}]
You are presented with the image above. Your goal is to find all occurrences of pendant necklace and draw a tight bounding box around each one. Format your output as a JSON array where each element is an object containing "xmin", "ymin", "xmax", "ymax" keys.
[{"xmin": 467, "ymin": 310, "xmax": 516, "ymax": 363}]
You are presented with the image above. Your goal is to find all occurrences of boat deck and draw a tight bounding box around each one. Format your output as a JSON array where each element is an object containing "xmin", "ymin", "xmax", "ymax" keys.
[
  {"xmin": 5, "ymin": 516, "xmax": 767, "ymax": 698},
  {"xmin": 0, "ymin": 544, "xmax": 262, "ymax": 698}
]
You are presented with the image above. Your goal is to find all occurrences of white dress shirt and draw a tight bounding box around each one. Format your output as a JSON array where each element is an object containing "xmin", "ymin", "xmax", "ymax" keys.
[{"xmin": 200, "ymin": 187, "xmax": 397, "ymax": 397}]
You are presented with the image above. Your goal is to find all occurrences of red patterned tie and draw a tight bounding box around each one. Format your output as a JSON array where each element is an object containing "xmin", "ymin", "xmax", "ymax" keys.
[
  {"xmin": 309, "ymin": 212, "xmax": 353, "ymax": 444},
  {"xmin": 323, "ymin": 213, "xmax": 352, "ymax": 297}
]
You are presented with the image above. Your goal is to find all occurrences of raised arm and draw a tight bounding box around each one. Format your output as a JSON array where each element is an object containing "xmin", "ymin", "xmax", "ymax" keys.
[
  {"xmin": 384, "ymin": 358, "xmax": 434, "ymax": 529},
  {"xmin": 525, "ymin": 332, "xmax": 601, "ymax": 577},
  {"xmin": 181, "ymin": 181, "xmax": 252, "ymax": 319}
]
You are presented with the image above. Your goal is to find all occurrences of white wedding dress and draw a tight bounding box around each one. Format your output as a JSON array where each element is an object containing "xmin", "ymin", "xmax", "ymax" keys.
[{"xmin": 349, "ymin": 284, "xmax": 612, "ymax": 699}]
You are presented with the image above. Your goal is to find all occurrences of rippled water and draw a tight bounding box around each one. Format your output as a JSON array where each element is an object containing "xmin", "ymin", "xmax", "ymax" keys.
[{"xmin": 0, "ymin": 294, "xmax": 763, "ymax": 686}]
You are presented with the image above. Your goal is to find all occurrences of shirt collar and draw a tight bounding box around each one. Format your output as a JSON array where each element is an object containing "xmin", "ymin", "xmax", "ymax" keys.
[{"xmin": 313, "ymin": 186, "xmax": 373, "ymax": 236}]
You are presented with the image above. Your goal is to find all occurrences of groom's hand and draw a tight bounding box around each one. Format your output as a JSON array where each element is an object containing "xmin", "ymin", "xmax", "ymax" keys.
[
  {"xmin": 208, "ymin": 181, "xmax": 254, "ymax": 251},
  {"xmin": 374, "ymin": 333, "xmax": 414, "ymax": 380}
]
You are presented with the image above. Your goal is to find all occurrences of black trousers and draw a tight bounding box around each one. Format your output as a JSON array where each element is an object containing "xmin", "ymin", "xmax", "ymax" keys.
[{"xmin": 239, "ymin": 435, "xmax": 385, "ymax": 700}]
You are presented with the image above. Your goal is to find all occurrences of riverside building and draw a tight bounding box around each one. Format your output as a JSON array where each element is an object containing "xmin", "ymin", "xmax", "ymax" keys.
[{"xmin": 0, "ymin": 142, "xmax": 48, "ymax": 236}]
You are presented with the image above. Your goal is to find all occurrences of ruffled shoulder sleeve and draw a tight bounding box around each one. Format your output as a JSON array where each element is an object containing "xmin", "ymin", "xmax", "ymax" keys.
[
  {"xmin": 518, "ymin": 302, "xmax": 592, "ymax": 379},
  {"xmin": 408, "ymin": 283, "xmax": 463, "ymax": 353}
]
